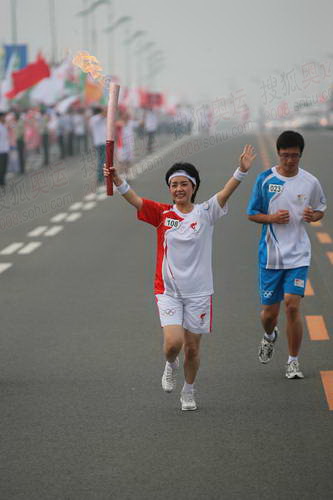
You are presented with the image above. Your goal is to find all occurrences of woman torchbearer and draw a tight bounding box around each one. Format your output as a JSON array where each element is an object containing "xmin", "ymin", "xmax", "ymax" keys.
[{"xmin": 104, "ymin": 144, "xmax": 256, "ymax": 411}]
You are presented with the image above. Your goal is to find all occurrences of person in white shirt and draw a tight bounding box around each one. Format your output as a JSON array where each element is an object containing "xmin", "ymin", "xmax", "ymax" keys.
[
  {"xmin": 73, "ymin": 109, "xmax": 86, "ymax": 155},
  {"xmin": 144, "ymin": 108, "xmax": 158, "ymax": 154},
  {"xmin": 56, "ymin": 113, "xmax": 67, "ymax": 159},
  {"xmin": 247, "ymin": 130, "xmax": 327, "ymax": 379},
  {"xmin": 64, "ymin": 110, "xmax": 74, "ymax": 157},
  {"xmin": 0, "ymin": 112, "xmax": 10, "ymax": 187},
  {"xmin": 104, "ymin": 145, "xmax": 256, "ymax": 411},
  {"xmin": 89, "ymin": 107, "xmax": 106, "ymax": 185},
  {"xmin": 116, "ymin": 109, "xmax": 137, "ymax": 175}
]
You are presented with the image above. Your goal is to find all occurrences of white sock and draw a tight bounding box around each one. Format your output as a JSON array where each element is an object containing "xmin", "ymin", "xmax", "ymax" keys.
[
  {"xmin": 288, "ymin": 356, "xmax": 298, "ymax": 364},
  {"xmin": 182, "ymin": 382, "xmax": 194, "ymax": 393},
  {"xmin": 167, "ymin": 360, "xmax": 178, "ymax": 370},
  {"xmin": 264, "ymin": 330, "xmax": 276, "ymax": 342}
]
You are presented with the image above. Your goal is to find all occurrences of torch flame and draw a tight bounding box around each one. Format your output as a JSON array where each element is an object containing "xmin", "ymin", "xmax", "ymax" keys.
[{"xmin": 72, "ymin": 51, "xmax": 104, "ymax": 82}]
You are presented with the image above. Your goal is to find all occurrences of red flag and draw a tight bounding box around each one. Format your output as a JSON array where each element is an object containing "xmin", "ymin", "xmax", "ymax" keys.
[
  {"xmin": 6, "ymin": 55, "xmax": 50, "ymax": 99},
  {"xmin": 140, "ymin": 90, "xmax": 164, "ymax": 109}
]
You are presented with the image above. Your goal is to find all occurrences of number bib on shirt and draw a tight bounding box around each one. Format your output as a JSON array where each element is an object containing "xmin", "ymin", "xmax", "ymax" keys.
[
  {"xmin": 164, "ymin": 217, "xmax": 181, "ymax": 229},
  {"xmin": 268, "ymin": 184, "xmax": 283, "ymax": 193}
]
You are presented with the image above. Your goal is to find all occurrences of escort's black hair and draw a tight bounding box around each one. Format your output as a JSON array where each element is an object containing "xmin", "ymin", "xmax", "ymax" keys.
[
  {"xmin": 276, "ymin": 130, "xmax": 305, "ymax": 154},
  {"xmin": 165, "ymin": 162, "xmax": 201, "ymax": 202}
]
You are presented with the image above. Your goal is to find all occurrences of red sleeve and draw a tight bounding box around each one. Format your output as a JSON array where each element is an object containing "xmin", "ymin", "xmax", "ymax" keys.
[{"xmin": 137, "ymin": 198, "xmax": 171, "ymax": 227}]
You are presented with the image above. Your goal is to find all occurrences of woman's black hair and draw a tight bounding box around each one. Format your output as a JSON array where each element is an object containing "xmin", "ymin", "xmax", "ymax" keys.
[
  {"xmin": 165, "ymin": 162, "xmax": 200, "ymax": 202},
  {"xmin": 276, "ymin": 130, "xmax": 305, "ymax": 154}
]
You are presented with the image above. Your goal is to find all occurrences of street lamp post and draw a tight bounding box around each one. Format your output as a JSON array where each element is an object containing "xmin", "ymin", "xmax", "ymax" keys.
[
  {"xmin": 81, "ymin": 0, "xmax": 89, "ymax": 49},
  {"xmin": 123, "ymin": 29, "xmax": 146, "ymax": 88},
  {"xmin": 106, "ymin": 0, "xmax": 114, "ymax": 76},
  {"xmin": 149, "ymin": 61, "xmax": 165, "ymax": 91},
  {"xmin": 138, "ymin": 41, "xmax": 155, "ymax": 88},
  {"xmin": 104, "ymin": 15, "xmax": 132, "ymax": 84},
  {"xmin": 91, "ymin": 9, "xmax": 97, "ymax": 53},
  {"xmin": 77, "ymin": 0, "xmax": 110, "ymax": 55},
  {"xmin": 49, "ymin": 0, "xmax": 58, "ymax": 64},
  {"xmin": 124, "ymin": 30, "xmax": 145, "ymax": 87},
  {"xmin": 77, "ymin": 2, "xmax": 93, "ymax": 51},
  {"xmin": 124, "ymin": 19, "xmax": 132, "ymax": 88},
  {"xmin": 147, "ymin": 49, "xmax": 164, "ymax": 90}
]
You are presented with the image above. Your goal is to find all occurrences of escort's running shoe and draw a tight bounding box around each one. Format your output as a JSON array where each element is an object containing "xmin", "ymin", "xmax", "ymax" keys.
[
  {"xmin": 258, "ymin": 327, "xmax": 279, "ymax": 364},
  {"xmin": 180, "ymin": 390, "xmax": 197, "ymax": 411},
  {"xmin": 286, "ymin": 360, "xmax": 304, "ymax": 379},
  {"xmin": 161, "ymin": 358, "xmax": 179, "ymax": 393}
]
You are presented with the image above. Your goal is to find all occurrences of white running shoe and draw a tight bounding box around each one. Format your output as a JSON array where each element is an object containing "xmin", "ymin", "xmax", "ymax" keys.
[
  {"xmin": 258, "ymin": 327, "xmax": 279, "ymax": 364},
  {"xmin": 161, "ymin": 358, "xmax": 179, "ymax": 393},
  {"xmin": 180, "ymin": 390, "xmax": 197, "ymax": 411},
  {"xmin": 286, "ymin": 360, "xmax": 304, "ymax": 379}
]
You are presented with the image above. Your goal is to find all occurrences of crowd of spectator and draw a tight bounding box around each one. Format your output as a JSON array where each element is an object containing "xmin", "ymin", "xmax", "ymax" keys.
[{"xmin": 0, "ymin": 103, "xmax": 194, "ymax": 189}]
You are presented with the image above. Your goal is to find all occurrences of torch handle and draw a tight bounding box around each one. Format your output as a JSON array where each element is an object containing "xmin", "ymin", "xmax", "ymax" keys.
[
  {"xmin": 105, "ymin": 140, "xmax": 114, "ymax": 196},
  {"xmin": 105, "ymin": 82, "xmax": 120, "ymax": 197}
]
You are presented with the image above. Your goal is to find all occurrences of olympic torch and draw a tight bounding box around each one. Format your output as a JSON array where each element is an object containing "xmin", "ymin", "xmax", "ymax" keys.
[{"xmin": 106, "ymin": 82, "xmax": 120, "ymax": 195}]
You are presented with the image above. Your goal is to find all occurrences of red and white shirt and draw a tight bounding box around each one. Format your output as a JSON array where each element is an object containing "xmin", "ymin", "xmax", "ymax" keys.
[{"xmin": 137, "ymin": 194, "xmax": 228, "ymax": 297}]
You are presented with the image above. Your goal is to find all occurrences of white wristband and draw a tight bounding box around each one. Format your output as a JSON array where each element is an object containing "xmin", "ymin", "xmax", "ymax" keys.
[
  {"xmin": 117, "ymin": 180, "xmax": 130, "ymax": 195},
  {"xmin": 233, "ymin": 167, "xmax": 248, "ymax": 182}
]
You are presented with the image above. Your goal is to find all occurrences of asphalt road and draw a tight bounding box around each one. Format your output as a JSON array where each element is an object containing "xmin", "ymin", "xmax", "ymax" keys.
[{"xmin": 1, "ymin": 128, "xmax": 332, "ymax": 500}]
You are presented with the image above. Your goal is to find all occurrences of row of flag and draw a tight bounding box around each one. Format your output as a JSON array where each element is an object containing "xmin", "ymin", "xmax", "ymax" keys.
[
  {"xmin": 0, "ymin": 50, "xmax": 179, "ymax": 114},
  {"xmin": 0, "ymin": 52, "xmax": 81, "ymax": 110}
]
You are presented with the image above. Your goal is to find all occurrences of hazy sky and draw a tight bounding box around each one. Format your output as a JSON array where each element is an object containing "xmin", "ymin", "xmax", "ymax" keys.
[{"xmin": 1, "ymin": 0, "xmax": 332, "ymax": 110}]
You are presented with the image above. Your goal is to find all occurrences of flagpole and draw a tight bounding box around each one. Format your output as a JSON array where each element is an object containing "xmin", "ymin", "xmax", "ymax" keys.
[
  {"xmin": 49, "ymin": 0, "xmax": 58, "ymax": 64},
  {"xmin": 11, "ymin": 0, "xmax": 18, "ymax": 45},
  {"xmin": 124, "ymin": 20, "xmax": 132, "ymax": 89},
  {"xmin": 91, "ymin": 9, "xmax": 97, "ymax": 54},
  {"xmin": 107, "ymin": 0, "xmax": 114, "ymax": 75},
  {"xmin": 79, "ymin": 0, "xmax": 89, "ymax": 50}
]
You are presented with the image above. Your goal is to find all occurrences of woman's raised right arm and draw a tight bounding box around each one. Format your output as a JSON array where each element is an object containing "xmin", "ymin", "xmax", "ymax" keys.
[{"xmin": 103, "ymin": 164, "xmax": 143, "ymax": 210}]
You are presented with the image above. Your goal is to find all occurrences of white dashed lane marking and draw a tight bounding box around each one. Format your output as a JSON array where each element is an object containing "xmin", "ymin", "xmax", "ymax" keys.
[
  {"xmin": 84, "ymin": 193, "xmax": 97, "ymax": 201},
  {"xmin": 27, "ymin": 226, "xmax": 48, "ymax": 237},
  {"xmin": 1, "ymin": 194, "xmax": 103, "ymax": 261},
  {"xmin": 50, "ymin": 213, "xmax": 68, "ymax": 223},
  {"xmin": 66, "ymin": 212, "xmax": 82, "ymax": 222},
  {"xmin": 69, "ymin": 202, "xmax": 83, "ymax": 211},
  {"xmin": 44, "ymin": 226, "xmax": 64, "ymax": 237},
  {"xmin": 82, "ymin": 202, "xmax": 97, "ymax": 210},
  {"xmin": 0, "ymin": 263, "xmax": 13, "ymax": 274},
  {"xmin": 18, "ymin": 242, "xmax": 42, "ymax": 255},
  {"xmin": 0, "ymin": 243, "xmax": 25, "ymax": 255},
  {"xmin": 97, "ymin": 193, "xmax": 107, "ymax": 201}
]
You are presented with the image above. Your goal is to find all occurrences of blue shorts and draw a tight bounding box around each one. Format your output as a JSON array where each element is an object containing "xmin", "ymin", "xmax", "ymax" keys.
[{"xmin": 259, "ymin": 266, "xmax": 309, "ymax": 305}]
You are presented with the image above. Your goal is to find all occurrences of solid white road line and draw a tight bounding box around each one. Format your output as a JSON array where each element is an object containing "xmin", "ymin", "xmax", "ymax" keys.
[
  {"xmin": 69, "ymin": 202, "xmax": 83, "ymax": 211},
  {"xmin": 44, "ymin": 225, "xmax": 64, "ymax": 237},
  {"xmin": 27, "ymin": 226, "xmax": 48, "ymax": 237},
  {"xmin": 66, "ymin": 212, "xmax": 82, "ymax": 222},
  {"xmin": 18, "ymin": 242, "xmax": 42, "ymax": 255},
  {"xmin": 0, "ymin": 263, "xmax": 13, "ymax": 274},
  {"xmin": 84, "ymin": 193, "xmax": 97, "ymax": 201},
  {"xmin": 0, "ymin": 243, "xmax": 25, "ymax": 255},
  {"xmin": 82, "ymin": 202, "xmax": 97, "ymax": 210},
  {"xmin": 51, "ymin": 213, "xmax": 68, "ymax": 223}
]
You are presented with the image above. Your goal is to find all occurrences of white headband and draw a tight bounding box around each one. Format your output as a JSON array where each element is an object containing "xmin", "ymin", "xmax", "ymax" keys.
[{"xmin": 168, "ymin": 170, "xmax": 197, "ymax": 186}]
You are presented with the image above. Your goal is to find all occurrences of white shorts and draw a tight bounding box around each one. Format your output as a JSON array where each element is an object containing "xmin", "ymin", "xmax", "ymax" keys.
[{"xmin": 155, "ymin": 294, "xmax": 213, "ymax": 334}]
